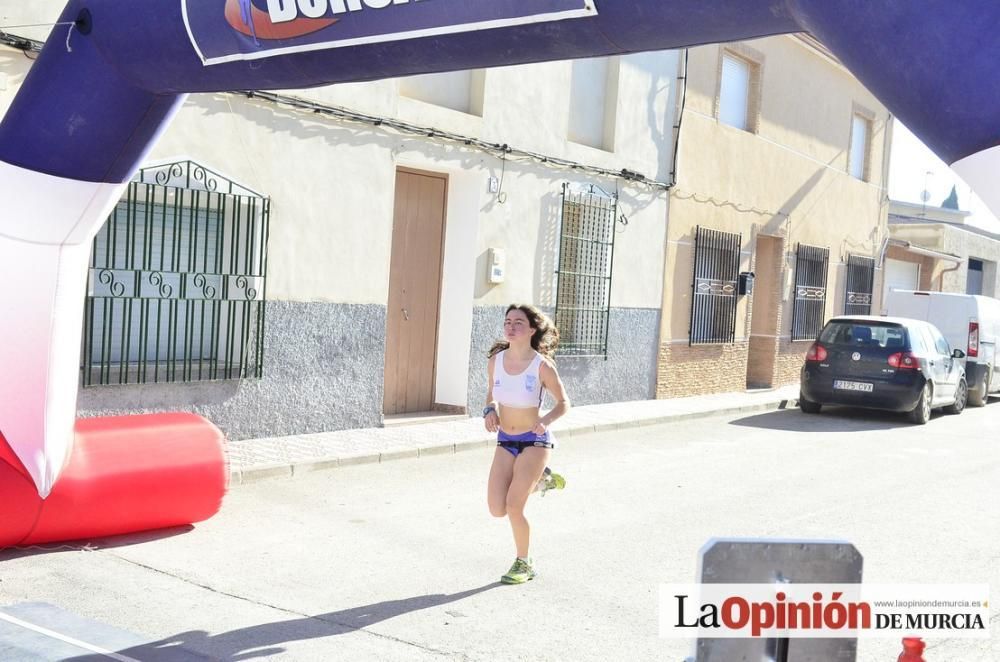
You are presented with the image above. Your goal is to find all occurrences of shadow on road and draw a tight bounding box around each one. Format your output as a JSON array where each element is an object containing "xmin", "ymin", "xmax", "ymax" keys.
[
  {"xmin": 64, "ymin": 583, "xmax": 502, "ymax": 661},
  {"xmin": 0, "ymin": 525, "xmax": 195, "ymax": 561},
  {"xmin": 729, "ymin": 407, "xmax": 926, "ymax": 432}
]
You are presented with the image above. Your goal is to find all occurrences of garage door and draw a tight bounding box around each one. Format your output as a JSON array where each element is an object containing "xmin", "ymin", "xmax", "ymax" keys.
[{"xmin": 885, "ymin": 258, "xmax": 920, "ymax": 293}]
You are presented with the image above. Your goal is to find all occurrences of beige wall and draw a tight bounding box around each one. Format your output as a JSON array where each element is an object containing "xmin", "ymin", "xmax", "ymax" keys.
[{"xmin": 658, "ymin": 35, "xmax": 890, "ymax": 396}]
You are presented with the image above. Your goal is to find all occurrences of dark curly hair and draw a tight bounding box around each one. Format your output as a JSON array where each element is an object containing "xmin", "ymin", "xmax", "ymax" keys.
[{"xmin": 487, "ymin": 304, "xmax": 560, "ymax": 359}]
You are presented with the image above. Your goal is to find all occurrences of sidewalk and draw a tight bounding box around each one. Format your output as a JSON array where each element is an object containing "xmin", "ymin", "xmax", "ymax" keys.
[{"xmin": 227, "ymin": 384, "xmax": 800, "ymax": 485}]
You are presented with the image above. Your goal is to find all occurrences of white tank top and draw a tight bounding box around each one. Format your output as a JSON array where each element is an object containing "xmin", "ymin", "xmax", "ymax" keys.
[{"xmin": 492, "ymin": 350, "xmax": 545, "ymax": 409}]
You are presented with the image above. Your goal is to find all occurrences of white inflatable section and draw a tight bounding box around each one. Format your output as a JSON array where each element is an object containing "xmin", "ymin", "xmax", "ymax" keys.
[
  {"xmin": 0, "ymin": 161, "xmax": 129, "ymax": 497},
  {"xmin": 951, "ymin": 146, "xmax": 1000, "ymax": 220}
]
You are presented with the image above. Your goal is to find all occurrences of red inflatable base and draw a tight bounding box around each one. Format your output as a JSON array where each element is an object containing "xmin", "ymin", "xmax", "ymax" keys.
[{"xmin": 0, "ymin": 413, "xmax": 227, "ymax": 548}]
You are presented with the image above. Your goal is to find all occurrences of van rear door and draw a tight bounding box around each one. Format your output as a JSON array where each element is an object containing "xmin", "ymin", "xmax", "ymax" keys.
[
  {"xmin": 926, "ymin": 293, "xmax": 974, "ymax": 358},
  {"xmin": 885, "ymin": 289, "xmax": 931, "ymax": 320}
]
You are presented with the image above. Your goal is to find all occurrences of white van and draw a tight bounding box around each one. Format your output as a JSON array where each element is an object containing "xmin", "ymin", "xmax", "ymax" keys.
[{"xmin": 885, "ymin": 290, "xmax": 1000, "ymax": 405}]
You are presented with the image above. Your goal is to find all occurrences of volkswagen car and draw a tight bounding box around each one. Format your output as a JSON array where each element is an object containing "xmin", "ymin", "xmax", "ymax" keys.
[{"xmin": 799, "ymin": 316, "xmax": 967, "ymax": 424}]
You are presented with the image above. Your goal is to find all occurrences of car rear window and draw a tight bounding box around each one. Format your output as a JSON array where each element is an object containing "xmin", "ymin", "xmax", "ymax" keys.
[{"xmin": 819, "ymin": 321, "xmax": 908, "ymax": 349}]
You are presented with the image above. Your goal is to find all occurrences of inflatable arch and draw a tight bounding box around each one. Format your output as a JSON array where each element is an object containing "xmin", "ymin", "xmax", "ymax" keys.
[{"xmin": 1, "ymin": 0, "xmax": 997, "ymax": 534}]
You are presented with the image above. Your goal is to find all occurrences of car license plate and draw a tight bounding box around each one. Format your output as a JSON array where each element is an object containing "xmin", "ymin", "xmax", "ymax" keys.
[{"xmin": 833, "ymin": 380, "xmax": 873, "ymax": 392}]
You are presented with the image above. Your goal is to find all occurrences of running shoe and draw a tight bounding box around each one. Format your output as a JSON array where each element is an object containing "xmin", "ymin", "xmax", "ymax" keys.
[
  {"xmin": 539, "ymin": 467, "xmax": 566, "ymax": 496},
  {"xmin": 501, "ymin": 557, "xmax": 536, "ymax": 584}
]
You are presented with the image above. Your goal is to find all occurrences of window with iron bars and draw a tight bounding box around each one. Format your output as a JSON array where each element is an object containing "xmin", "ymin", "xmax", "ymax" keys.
[
  {"xmin": 689, "ymin": 227, "xmax": 741, "ymax": 345},
  {"xmin": 791, "ymin": 243, "xmax": 829, "ymax": 341},
  {"xmin": 553, "ymin": 183, "xmax": 618, "ymax": 358},
  {"xmin": 844, "ymin": 254, "xmax": 875, "ymax": 315},
  {"xmin": 81, "ymin": 161, "xmax": 270, "ymax": 386}
]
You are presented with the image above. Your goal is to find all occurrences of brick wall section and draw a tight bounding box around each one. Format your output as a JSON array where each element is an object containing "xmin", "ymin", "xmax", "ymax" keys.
[
  {"xmin": 774, "ymin": 339, "xmax": 811, "ymax": 386},
  {"xmin": 657, "ymin": 337, "xmax": 806, "ymax": 397},
  {"xmin": 747, "ymin": 335, "xmax": 778, "ymax": 388},
  {"xmin": 657, "ymin": 341, "xmax": 750, "ymax": 398}
]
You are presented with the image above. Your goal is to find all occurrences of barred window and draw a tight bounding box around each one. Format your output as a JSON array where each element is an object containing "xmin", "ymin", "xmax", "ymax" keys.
[
  {"xmin": 791, "ymin": 243, "xmax": 829, "ymax": 341},
  {"xmin": 844, "ymin": 254, "xmax": 875, "ymax": 315},
  {"xmin": 689, "ymin": 226, "xmax": 741, "ymax": 345},
  {"xmin": 82, "ymin": 161, "xmax": 270, "ymax": 386},
  {"xmin": 553, "ymin": 183, "xmax": 618, "ymax": 357}
]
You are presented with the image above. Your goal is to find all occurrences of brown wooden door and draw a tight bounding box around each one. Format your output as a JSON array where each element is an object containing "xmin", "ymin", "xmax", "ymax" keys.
[{"xmin": 384, "ymin": 169, "xmax": 447, "ymax": 415}]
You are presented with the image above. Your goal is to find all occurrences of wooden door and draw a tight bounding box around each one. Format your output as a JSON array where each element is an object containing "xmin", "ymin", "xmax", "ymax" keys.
[{"xmin": 383, "ymin": 169, "xmax": 447, "ymax": 415}]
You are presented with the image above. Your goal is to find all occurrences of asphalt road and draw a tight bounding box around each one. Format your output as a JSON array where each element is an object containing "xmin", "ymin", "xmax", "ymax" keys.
[{"xmin": 2, "ymin": 400, "xmax": 999, "ymax": 661}]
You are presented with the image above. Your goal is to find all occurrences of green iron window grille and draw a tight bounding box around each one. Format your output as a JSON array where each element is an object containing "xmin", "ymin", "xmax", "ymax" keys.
[
  {"xmin": 689, "ymin": 226, "xmax": 742, "ymax": 345},
  {"xmin": 81, "ymin": 160, "xmax": 271, "ymax": 386},
  {"xmin": 553, "ymin": 182, "xmax": 618, "ymax": 358},
  {"xmin": 844, "ymin": 254, "xmax": 875, "ymax": 316},
  {"xmin": 791, "ymin": 243, "xmax": 830, "ymax": 341}
]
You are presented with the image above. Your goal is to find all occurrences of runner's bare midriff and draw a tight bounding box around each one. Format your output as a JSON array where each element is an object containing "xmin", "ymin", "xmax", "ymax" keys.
[{"xmin": 498, "ymin": 405, "xmax": 542, "ymax": 434}]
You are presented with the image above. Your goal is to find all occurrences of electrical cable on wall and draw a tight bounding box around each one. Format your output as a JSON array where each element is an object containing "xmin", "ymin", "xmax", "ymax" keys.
[
  {"xmin": 669, "ymin": 48, "xmax": 689, "ymax": 184},
  {"xmin": 496, "ymin": 145, "xmax": 509, "ymax": 204},
  {"xmin": 1, "ymin": 30, "xmax": 679, "ymax": 193},
  {"xmin": 671, "ymin": 188, "xmax": 788, "ymax": 219},
  {"xmin": 245, "ymin": 89, "xmax": 672, "ymax": 191}
]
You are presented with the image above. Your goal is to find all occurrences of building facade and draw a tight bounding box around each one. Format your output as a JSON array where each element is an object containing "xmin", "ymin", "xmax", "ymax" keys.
[
  {"xmin": 1, "ymin": 4, "xmax": 681, "ymax": 440},
  {"xmin": 886, "ymin": 200, "xmax": 1000, "ymax": 301},
  {"xmin": 2, "ymin": 8, "xmax": 905, "ymax": 442},
  {"xmin": 657, "ymin": 36, "xmax": 892, "ymax": 396}
]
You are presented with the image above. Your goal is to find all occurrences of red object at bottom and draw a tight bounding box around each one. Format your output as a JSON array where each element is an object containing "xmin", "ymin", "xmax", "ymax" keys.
[
  {"xmin": 898, "ymin": 637, "xmax": 926, "ymax": 662},
  {"xmin": 0, "ymin": 413, "xmax": 226, "ymax": 548}
]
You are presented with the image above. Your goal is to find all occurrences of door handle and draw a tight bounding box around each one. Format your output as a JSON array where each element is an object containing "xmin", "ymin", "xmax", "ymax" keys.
[{"xmin": 402, "ymin": 308, "xmax": 409, "ymax": 321}]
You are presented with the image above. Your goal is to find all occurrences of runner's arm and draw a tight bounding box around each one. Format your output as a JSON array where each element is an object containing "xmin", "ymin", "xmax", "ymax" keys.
[{"xmin": 538, "ymin": 359, "xmax": 570, "ymax": 427}]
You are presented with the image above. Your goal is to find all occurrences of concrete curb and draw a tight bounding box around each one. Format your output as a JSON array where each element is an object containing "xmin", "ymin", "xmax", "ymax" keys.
[{"xmin": 230, "ymin": 395, "xmax": 796, "ymax": 486}]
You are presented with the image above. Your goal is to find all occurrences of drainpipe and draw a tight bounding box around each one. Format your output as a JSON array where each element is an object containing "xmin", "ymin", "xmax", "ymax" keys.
[
  {"xmin": 667, "ymin": 48, "xmax": 689, "ymax": 188},
  {"xmin": 877, "ymin": 235, "xmax": 891, "ymax": 266},
  {"xmin": 656, "ymin": 49, "xmax": 690, "ymax": 397},
  {"xmin": 873, "ymin": 115, "xmax": 893, "ymax": 312},
  {"xmin": 937, "ymin": 260, "xmax": 964, "ymax": 291}
]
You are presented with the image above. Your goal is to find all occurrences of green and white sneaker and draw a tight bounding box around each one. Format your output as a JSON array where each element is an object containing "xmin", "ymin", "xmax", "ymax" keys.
[
  {"xmin": 501, "ymin": 557, "xmax": 537, "ymax": 584},
  {"xmin": 538, "ymin": 467, "xmax": 566, "ymax": 497}
]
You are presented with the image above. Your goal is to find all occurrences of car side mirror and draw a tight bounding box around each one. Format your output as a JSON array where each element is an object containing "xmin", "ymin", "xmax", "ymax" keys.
[{"xmin": 952, "ymin": 349, "xmax": 966, "ymax": 359}]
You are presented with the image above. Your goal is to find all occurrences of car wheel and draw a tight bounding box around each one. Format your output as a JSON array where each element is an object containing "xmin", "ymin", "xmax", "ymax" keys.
[
  {"xmin": 908, "ymin": 382, "xmax": 932, "ymax": 424},
  {"xmin": 969, "ymin": 367, "xmax": 990, "ymax": 407},
  {"xmin": 799, "ymin": 392, "xmax": 821, "ymax": 414},
  {"xmin": 945, "ymin": 379, "xmax": 968, "ymax": 415}
]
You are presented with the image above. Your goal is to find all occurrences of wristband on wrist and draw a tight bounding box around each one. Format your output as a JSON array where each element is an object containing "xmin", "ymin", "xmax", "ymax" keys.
[{"xmin": 482, "ymin": 405, "xmax": 497, "ymax": 418}]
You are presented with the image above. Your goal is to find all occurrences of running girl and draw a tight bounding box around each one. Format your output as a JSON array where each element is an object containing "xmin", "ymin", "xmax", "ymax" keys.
[{"xmin": 484, "ymin": 304, "xmax": 569, "ymax": 584}]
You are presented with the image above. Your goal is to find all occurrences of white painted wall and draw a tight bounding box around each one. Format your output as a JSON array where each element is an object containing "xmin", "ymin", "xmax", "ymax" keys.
[
  {"xmin": 0, "ymin": 2, "xmax": 679, "ymax": 315},
  {"xmin": 568, "ymin": 57, "xmax": 618, "ymax": 150},
  {"xmin": 400, "ymin": 70, "xmax": 485, "ymax": 116}
]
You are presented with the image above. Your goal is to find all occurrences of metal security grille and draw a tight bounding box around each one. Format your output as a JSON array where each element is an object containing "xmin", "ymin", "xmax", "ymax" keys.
[
  {"xmin": 844, "ymin": 254, "xmax": 875, "ymax": 316},
  {"xmin": 690, "ymin": 226, "xmax": 741, "ymax": 345},
  {"xmin": 82, "ymin": 161, "xmax": 270, "ymax": 386},
  {"xmin": 791, "ymin": 243, "xmax": 829, "ymax": 341},
  {"xmin": 553, "ymin": 183, "xmax": 618, "ymax": 358}
]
